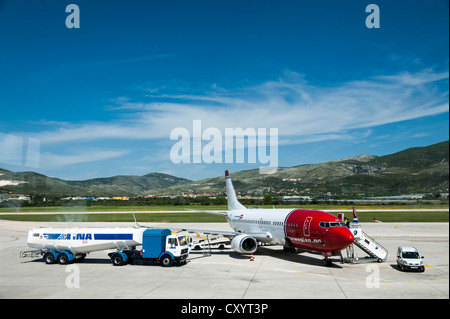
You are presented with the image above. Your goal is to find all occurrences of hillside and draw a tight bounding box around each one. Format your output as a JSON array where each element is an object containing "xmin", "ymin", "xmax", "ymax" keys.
[
  {"xmin": 1, "ymin": 140, "xmax": 448, "ymax": 197},
  {"xmin": 165, "ymin": 141, "xmax": 449, "ymax": 196},
  {"xmin": 0, "ymin": 169, "xmax": 191, "ymax": 196}
]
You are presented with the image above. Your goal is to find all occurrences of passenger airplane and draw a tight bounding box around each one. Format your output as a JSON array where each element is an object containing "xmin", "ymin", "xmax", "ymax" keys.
[{"xmin": 174, "ymin": 170, "xmax": 355, "ymax": 266}]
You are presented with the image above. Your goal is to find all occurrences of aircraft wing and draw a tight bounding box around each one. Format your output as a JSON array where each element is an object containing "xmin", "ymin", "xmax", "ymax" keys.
[
  {"xmin": 132, "ymin": 210, "xmax": 272, "ymax": 241},
  {"xmin": 168, "ymin": 227, "xmax": 238, "ymax": 239},
  {"xmin": 184, "ymin": 208, "xmax": 228, "ymax": 216},
  {"xmin": 142, "ymin": 223, "xmax": 272, "ymax": 241},
  {"xmin": 169, "ymin": 226, "xmax": 272, "ymax": 242},
  {"xmin": 180, "ymin": 209, "xmax": 272, "ymax": 240}
]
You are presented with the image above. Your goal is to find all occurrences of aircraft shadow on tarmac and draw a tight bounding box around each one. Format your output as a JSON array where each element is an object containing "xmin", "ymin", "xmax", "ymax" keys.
[
  {"xmin": 257, "ymin": 247, "xmax": 344, "ymax": 268},
  {"xmin": 22, "ymin": 249, "xmax": 343, "ymax": 268},
  {"xmin": 190, "ymin": 247, "xmax": 344, "ymax": 268}
]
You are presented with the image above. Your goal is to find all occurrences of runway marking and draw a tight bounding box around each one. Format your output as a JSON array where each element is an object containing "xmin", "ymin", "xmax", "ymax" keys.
[
  {"xmin": 393, "ymin": 225, "xmax": 449, "ymax": 235},
  {"xmin": 7, "ymin": 236, "xmax": 19, "ymax": 242},
  {"xmin": 256, "ymin": 249, "xmax": 324, "ymax": 266},
  {"xmin": 257, "ymin": 249, "xmax": 398, "ymax": 269}
]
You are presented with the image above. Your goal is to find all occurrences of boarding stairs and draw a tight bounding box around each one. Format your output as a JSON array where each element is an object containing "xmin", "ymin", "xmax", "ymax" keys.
[{"xmin": 342, "ymin": 224, "xmax": 388, "ymax": 264}]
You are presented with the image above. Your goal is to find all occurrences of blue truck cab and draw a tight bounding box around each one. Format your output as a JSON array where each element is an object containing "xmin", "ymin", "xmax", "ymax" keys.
[{"xmin": 110, "ymin": 228, "xmax": 189, "ymax": 267}]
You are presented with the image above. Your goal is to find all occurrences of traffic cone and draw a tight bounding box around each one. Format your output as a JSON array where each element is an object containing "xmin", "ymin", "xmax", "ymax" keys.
[{"xmin": 250, "ymin": 253, "xmax": 254, "ymax": 261}]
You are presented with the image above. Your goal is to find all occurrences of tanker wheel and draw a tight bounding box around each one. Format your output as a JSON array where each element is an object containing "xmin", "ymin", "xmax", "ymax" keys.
[
  {"xmin": 57, "ymin": 253, "xmax": 70, "ymax": 265},
  {"xmin": 44, "ymin": 252, "xmax": 56, "ymax": 264}
]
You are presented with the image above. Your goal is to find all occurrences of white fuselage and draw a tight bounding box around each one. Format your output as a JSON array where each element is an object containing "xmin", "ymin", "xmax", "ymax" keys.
[
  {"xmin": 227, "ymin": 208, "xmax": 293, "ymax": 245},
  {"xmin": 27, "ymin": 227, "xmax": 146, "ymax": 254}
]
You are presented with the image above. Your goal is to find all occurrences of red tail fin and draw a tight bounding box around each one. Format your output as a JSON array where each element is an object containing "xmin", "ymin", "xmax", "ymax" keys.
[{"xmin": 352, "ymin": 207, "xmax": 359, "ymax": 223}]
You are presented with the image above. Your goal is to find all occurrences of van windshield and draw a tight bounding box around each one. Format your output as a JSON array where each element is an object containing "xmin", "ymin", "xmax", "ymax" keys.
[{"xmin": 402, "ymin": 251, "xmax": 420, "ymax": 259}]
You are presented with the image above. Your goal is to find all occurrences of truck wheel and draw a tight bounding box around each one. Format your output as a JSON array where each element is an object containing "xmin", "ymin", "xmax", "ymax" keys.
[
  {"xmin": 58, "ymin": 253, "xmax": 69, "ymax": 265},
  {"xmin": 44, "ymin": 252, "xmax": 56, "ymax": 264},
  {"xmin": 160, "ymin": 254, "xmax": 173, "ymax": 267},
  {"xmin": 112, "ymin": 254, "xmax": 124, "ymax": 266}
]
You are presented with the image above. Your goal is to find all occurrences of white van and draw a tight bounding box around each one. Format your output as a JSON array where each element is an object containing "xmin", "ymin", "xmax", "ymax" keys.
[{"xmin": 397, "ymin": 246, "xmax": 425, "ymax": 272}]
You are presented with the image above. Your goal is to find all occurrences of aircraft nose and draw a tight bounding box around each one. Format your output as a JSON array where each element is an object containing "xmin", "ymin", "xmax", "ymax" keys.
[
  {"xmin": 341, "ymin": 228, "xmax": 355, "ymax": 246},
  {"xmin": 343, "ymin": 229, "xmax": 355, "ymax": 246},
  {"xmin": 329, "ymin": 227, "xmax": 354, "ymax": 250}
]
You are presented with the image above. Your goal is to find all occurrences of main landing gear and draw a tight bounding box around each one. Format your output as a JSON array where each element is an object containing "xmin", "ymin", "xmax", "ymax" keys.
[
  {"xmin": 322, "ymin": 251, "xmax": 335, "ymax": 267},
  {"xmin": 322, "ymin": 257, "xmax": 333, "ymax": 267}
]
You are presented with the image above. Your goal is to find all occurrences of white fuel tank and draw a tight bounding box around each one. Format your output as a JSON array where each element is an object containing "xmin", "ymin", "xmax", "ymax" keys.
[{"xmin": 27, "ymin": 227, "xmax": 146, "ymax": 254}]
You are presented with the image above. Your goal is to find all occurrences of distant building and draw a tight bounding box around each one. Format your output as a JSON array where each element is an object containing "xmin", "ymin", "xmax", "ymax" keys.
[
  {"xmin": 369, "ymin": 194, "xmax": 426, "ymax": 200},
  {"xmin": 5, "ymin": 196, "xmax": 31, "ymax": 202}
]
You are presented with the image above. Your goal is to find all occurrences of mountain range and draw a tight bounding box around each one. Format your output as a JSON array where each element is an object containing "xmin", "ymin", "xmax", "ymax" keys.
[
  {"xmin": 0, "ymin": 140, "xmax": 448, "ymax": 197},
  {"xmin": 0, "ymin": 170, "xmax": 191, "ymax": 197}
]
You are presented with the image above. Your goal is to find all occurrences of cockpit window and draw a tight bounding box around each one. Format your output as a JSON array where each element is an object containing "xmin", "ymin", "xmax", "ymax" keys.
[
  {"xmin": 320, "ymin": 222, "xmax": 346, "ymax": 228},
  {"xmin": 330, "ymin": 222, "xmax": 345, "ymax": 227},
  {"xmin": 320, "ymin": 222, "xmax": 329, "ymax": 228}
]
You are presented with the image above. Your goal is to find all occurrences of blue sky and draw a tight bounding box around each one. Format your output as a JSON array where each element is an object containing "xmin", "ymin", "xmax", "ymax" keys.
[{"xmin": 0, "ymin": 0, "xmax": 448, "ymax": 181}]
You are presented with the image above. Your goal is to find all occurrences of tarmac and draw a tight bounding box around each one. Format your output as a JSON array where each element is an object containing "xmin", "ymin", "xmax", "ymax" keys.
[{"xmin": 0, "ymin": 220, "xmax": 448, "ymax": 299}]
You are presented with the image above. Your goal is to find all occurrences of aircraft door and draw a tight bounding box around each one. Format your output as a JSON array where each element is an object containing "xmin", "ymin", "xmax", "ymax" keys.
[{"xmin": 303, "ymin": 217, "xmax": 312, "ymax": 237}]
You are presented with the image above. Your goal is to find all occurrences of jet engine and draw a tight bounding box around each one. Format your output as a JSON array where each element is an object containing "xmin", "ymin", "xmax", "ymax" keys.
[{"xmin": 231, "ymin": 234, "xmax": 258, "ymax": 254}]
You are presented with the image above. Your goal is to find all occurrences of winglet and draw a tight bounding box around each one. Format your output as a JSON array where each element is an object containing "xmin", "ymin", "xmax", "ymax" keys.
[{"xmin": 132, "ymin": 209, "xmax": 144, "ymax": 228}]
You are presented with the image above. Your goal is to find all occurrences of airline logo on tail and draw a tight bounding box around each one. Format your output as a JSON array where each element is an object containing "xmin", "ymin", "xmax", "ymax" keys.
[{"xmin": 352, "ymin": 207, "xmax": 359, "ymax": 223}]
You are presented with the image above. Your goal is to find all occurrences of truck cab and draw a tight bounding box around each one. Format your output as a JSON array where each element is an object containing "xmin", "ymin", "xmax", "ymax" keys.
[
  {"xmin": 397, "ymin": 246, "xmax": 425, "ymax": 272},
  {"xmin": 141, "ymin": 229, "xmax": 189, "ymax": 267},
  {"xmin": 110, "ymin": 229, "xmax": 189, "ymax": 267}
]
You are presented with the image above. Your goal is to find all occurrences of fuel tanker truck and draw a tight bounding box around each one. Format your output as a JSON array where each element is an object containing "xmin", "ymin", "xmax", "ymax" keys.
[{"xmin": 23, "ymin": 227, "xmax": 189, "ymax": 267}]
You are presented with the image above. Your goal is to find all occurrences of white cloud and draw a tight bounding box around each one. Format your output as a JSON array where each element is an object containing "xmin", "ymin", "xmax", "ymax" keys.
[
  {"xmin": 31, "ymin": 68, "xmax": 448, "ymax": 147},
  {"xmin": 374, "ymin": 68, "xmax": 449, "ymax": 86},
  {"xmin": 40, "ymin": 150, "xmax": 130, "ymax": 168}
]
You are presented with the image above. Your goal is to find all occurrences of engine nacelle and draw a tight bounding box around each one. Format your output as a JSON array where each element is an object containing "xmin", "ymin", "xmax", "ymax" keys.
[{"xmin": 231, "ymin": 234, "xmax": 258, "ymax": 254}]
